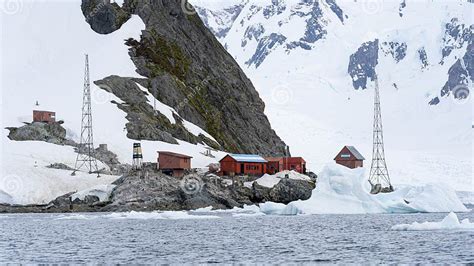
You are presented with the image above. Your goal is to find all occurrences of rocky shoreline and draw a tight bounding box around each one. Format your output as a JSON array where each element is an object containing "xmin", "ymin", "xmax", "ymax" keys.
[{"xmin": 0, "ymin": 166, "xmax": 315, "ymax": 214}]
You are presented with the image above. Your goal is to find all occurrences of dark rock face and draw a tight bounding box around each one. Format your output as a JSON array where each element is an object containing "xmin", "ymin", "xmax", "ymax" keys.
[
  {"xmin": 348, "ymin": 39, "xmax": 379, "ymax": 90},
  {"xmin": 325, "ymin": 0, "xmax": 346, "ymax": 23},
  {"xmin": 6, "ymin": 122, "xmax": 73, "ymax": 145},
  {"xmin": 81, "ymin": 0, "xmax": 288, "ymax": 156},
  {"xmin": 242, "ymin": 23, "xmax": 265, "ymax": 47},
  {"xmin": 440, "ymin": 18, "xmax": 473, "ymax": 64},
  {"xmin": 81, "ymin": 0, "xmax": 131, "ymax": 34},
  {"xmin": 418, "ymin": 47, "xmax": 428, "ymax": 69},
  {"xmin": 263, "ymin": 0, "xmax": 286, "ymax": 19},
  {"xmin": 300, "ymin": 0, "xmax": 326, "ymax": 44},
  {"xmin": 252, "ymin": 178, "xmax": 315, "ymax": 204},
  {"xmin": 398, "ymin": 0, "xmax": 406, "ymax": 17},
  {"xmin": 381, "ymin": 41, "xmax": 407, "ymax": 63},
  {"xmin": 245, "ymin": 33, "xmax": 287, "ymax": 68}
]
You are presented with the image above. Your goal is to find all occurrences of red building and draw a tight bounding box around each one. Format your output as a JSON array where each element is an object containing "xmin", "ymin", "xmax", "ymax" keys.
[
  {"xmin": 282, "ymin": 157, "xmax": 306, "ymax": 174},
  {"xmin": 334, "ymin": 146, "xmax": 365, "ymax": 169},
  {"xmin": 33, "ymin": 110, "xmax": 56, "ymax": 123},
  {"xmin": 265, "ymin": 157, "xmax": 284, "ymax": 174},
  {"xmin": 158, "ymin": 151, "xmax": 192, "ymax": 177},
  {"xmin": 219, "ymin": 154, "xmax": 267, "ymax": 176}
]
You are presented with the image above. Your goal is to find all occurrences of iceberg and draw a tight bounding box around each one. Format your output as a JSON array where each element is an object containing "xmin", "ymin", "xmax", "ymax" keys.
[
  {"xmin": 260, "ymin": 163, "xmax": 468, "ymax": 215},
  {"xmin": 391, "ymin": 212, "xmax": 474, "ymax": 231}
]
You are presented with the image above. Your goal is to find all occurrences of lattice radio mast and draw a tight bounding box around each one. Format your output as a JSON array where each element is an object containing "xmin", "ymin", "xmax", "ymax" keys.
[
  {"xmin": 72, "ymin": 54, "xmax": 100, "ymax": 177},
  {"xmin": 368, "ymin": 75, "xmax": 393, "ymax": 194}
]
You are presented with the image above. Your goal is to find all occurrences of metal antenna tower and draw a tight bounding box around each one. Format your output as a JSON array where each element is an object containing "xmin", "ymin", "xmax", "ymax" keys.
[
  {"xmin": 72, "ymin": 54, "xmax": 100, "ymax": 177},
  {"xmin": 368, "ymin": 75, "xmax": 393, "ymax": 194}
]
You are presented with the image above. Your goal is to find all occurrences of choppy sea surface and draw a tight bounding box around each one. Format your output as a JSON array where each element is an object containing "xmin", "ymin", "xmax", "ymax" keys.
[{"xmin": 0, "ymin": 210, "xmax": 473, "ymax": 264}]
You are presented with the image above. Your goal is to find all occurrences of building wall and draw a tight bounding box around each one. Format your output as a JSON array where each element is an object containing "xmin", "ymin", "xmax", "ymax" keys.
[
  {"xmin": 33, "ymin": 111, "xmax": 56, "ymax": 123},
  {"xmin": 282, "ymin": 157, "xmax": 306, "ymax": 173},
  {"xmin": 158, "ymin": 153, "xmax": 191, "ymax": 170},
  {"xmin": 219, "ymin": 156, "xmax": 267, "ymax": 176},
  {"xmin": 335, "ymin": 160, "xmax": 363, "ymax": 169}
]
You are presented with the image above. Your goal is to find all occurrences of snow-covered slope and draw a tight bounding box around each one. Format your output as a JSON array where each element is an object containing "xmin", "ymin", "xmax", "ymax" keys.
[
  {"xmin": 1, "ymin": 1, "xmax": 225, "ymax": 204},
  {"xmin": 193, "ymin": 0, "xmax": 473, "ymax": 191}
]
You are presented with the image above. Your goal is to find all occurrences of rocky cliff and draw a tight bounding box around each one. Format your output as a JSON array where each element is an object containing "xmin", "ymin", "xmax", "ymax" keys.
[{"xmin": 80, "ymin": 0, "xmax": 288, "ymax": 156}]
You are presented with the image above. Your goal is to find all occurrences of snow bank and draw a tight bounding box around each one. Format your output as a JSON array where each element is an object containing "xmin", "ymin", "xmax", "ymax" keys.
[
  {"xmin": 104, "ymin": 211, "xmax": 220, "ymax": 220},
  {"xmin": 391, "ymin": 212, "xmax": 474, "ymax": 231},
  {"xmin": 245, "ymin": 170, "xmax": 312, "ymax": 188},
  {"xmin": 0, "ymin": 190, "xmax": 13, "ymax": 205},
  {"xmin": 71, "ymin": 184, "xmax": 116, "ymax": 202},
  {"xmin": 260, "ymin": 163, "xmax": 468, "ymax": 215}
]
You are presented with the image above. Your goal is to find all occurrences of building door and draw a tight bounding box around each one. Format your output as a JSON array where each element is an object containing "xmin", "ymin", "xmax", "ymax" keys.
[{"xmin": 240, "ymin": 163, "xmax": 244, "ymax": 174}]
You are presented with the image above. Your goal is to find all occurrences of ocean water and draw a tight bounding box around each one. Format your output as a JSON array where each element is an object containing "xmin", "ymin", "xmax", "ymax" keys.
[{"xmin": 0, "ymin": 211, "xmax": 473, "ymax": 264}]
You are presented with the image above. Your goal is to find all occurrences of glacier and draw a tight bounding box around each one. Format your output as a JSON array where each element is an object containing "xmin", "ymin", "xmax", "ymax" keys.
[{"xmin": 258, "ymin": 163, "xmax": 468, "ymax": 215}]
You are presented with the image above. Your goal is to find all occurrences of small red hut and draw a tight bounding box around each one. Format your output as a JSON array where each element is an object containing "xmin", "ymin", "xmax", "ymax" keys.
[
  {"xmin": 157, "ymin": 151, "xmax": 192, "ymax": 177},
  {"xmin": 33, "ymin": 110, "xmax": 56, "ymax": 123},
  {"xmin": 265, "ymin": 157, "xmax": 284, "ymax": 174},
  {"xmin": 282, "ymin": 157, "xmax": 306, "ymax": 174},
  {"xmin": 334, "ymin": 146, "xmax": 365, "ymax": 169},
  {"xmin": 219, "ymin": 154, "xmax": 267, "ymax": 176}
]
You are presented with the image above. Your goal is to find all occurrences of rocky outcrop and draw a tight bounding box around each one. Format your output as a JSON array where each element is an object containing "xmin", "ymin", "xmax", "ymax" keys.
[
  {"xmin": 6, "ymin": 122, "xmax": 74, "ymax": 145},
  {"xmin": 81, "ymin": 0, "xmax": 288, "ymax": 156},
  {"xmin": 0, "ymin": 167, "xmax": 316, "ymax": 213}
]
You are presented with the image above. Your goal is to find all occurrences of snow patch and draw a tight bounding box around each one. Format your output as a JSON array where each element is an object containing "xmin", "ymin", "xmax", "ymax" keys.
[
  {"xmin": 71, "ymin": 184, "xmax": 116, "ymax": 202},
  {"xmin": 245, "ymin": 170, "xmax": 312, "ymax": 188},
  {"xmin": 391, "ymin": 212, "xmax": 474, "ymax": 231}
]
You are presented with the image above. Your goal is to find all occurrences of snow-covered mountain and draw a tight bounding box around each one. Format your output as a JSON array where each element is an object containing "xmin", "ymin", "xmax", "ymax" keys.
[{"xmin": 192, "ymin": 0, "xmax": 473, "ymax": 190}]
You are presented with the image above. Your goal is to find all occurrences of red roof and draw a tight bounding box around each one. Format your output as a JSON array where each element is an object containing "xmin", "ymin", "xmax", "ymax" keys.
[{"xmin": 157, "ymin": 151, "xmax": 192, "ymax": 159}]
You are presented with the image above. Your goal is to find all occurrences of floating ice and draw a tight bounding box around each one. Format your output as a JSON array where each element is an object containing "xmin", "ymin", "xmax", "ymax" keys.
[
  {"xmin": 104, "ymin": 211, "xmax": 220, "ymax": 220},
  {"xmin": 391, "ymin": 212, "xmax": 474, "ymax": 231}
]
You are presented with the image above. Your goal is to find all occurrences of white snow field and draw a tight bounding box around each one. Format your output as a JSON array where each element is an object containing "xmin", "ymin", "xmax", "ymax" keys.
[
  {"xmin": 391, "ymin": 212, "xmax": 474, "ymax": 231},
  {"xmin": 258, "ymin": 163, "xmax": 468, "ymax": 215}
]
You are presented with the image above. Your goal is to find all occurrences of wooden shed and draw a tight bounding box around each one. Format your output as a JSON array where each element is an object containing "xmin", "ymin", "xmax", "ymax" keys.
[
  {"xmin": 157, "ymin": 151, "xmax": 192, "ymax": 178},
  {"xmin": 334, "ymin": 146, "xmax": 365, "ymax": 169},
  {"xmin": 33, "ymin": 110, "xmax": 56, "ymax": 123},
  {"xmin": 282, "ymin": 157, "xmax": 307, "ymax": 174},
  {"xmin": 265, "ymin": 157, "xmax": 284, "ymax": 174},
  {"xmin": 219, "ymin": 154, "xmax": 267, "ymax": 176}
]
